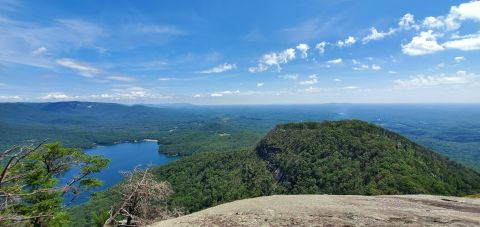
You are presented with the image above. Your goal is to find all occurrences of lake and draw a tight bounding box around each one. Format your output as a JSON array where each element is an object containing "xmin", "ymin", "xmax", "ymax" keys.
[{"xmin": 60, "ymin": 141, "xmax": 179, "ymax": 204}]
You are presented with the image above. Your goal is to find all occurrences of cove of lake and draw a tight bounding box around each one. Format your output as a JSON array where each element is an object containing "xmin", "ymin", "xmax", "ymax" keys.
[{"xmin": 60, "ymin": 141, "xmax": 179, "ymax": 205}]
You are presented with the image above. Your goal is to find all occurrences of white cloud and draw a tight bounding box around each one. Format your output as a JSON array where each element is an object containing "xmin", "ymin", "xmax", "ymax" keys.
[
  {"xmin": 402, "ymin": 30, "xmax": 444, "ymax": 56},
  {"xmin": 388, "ymin": 70, "xmax": 397, "ymax": 74},
  {"xmin": 337, "ymin": 36, "xmax": 356, "ymax": 47},
  {"xmin": 315, "ymin": 41, "xmax": 327, "ymax": 54},
  {"xmin": 56, "ymin": 58, "xmax": 99, "ymax": 77},
  {"xmin": 0, "ymin": 95, "xmax": 21, "ymax": 100},
  {"xmin": 333, "ymin": 78, "xmax": 341, "ymax": 82},
  {"xmin": 442, "ymin": 34, "xmax": 480, "ymax": 51},
  {"xmin": 199, "ymin": 63, "xmax": 236, "ymax": 74},
  {"xmin": 399, "ymin": 13, "xmax": 418, "ymax": 30},
  {"xmin": 448, "ymin": 1, "xmax": 480, "ymax": 22},
  {"xmin": 299, "ymin": 74, "xmax": 318, "ymax": 85},
  {"xmin": 158, "ymin": 77, "xmax": 172, "ymax": 81},
  {"xmin": 41, "ymin": 92, "xmax": 70, "ymax": 100},
  {"xmin": 249, "ymin": 48, "xmax": 295, "ymax": 72},
  {"xmin": 362, "ymin": 27, "xmax": 394, "ymax": 43},
  {"xmin": 296, "ymin": 43, "xmax": 309, "ymax": 58},
  {"xmin": 342, "ymin": 86, "xmax": 359, "ymax": 90},
  {"xmin": 455, "ymin": 56, "xmax": 465, "ymax": 62},
  {"xmin": 106, "ymin": 76, "xmax": 136, "ymax": 82},
  {"xmin": 394, "ymin": 71, "xmax": 477, "ymax": 88},
  {"xmin": 353, "ymin": 64, "xmax": 369, "ymax": 71},
  {"xmin": 210, "ymin": 90, "xmax": 241, "ymax": 97},
  {"xmin": 31, "ymin": 47, "xmax": 47, "ymax": 55},
  {"xmin": 279, "ymin": 74, "xmax": 299, "ymax": 80},
  {"xmin": 371, "ymin": 64, "xmax": 381, "ymax": 71},
  {"xmin": 327, "ymin": 58, "xmax": 342, "ymax": 64},
  {"xmin": 193, "ymin": 94, "xmax": 202, "ymax": 98},
  {"xmin": 422, "ymin": 16, "xmax": 445, "ymax": 29},
  {"xmin": 256, "ymin": 83, "xmax": 264, "ymax": 87},
  {"xmin": 421, "ymin": 1, "xmax": 480, "ymax": 31}
]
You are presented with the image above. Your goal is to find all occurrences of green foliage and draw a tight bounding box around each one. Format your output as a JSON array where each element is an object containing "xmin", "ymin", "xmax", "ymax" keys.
[
  {"xmin": 257, "ymin": 120, "xmax": 480, "ymax": 196},
  {"xmin": 0, "ymin": 143, "xmax": 109, "ymax": 226},
  {"xmin": 91, "ymin": 209, "xmax": 110, "ymax": 227},
  {"xmin": 152, "ymin": 149, "xmax": 274, "ymax": 212},
  {"xmin": 158, "ymin": 123, "xmax": 261, "ymax": 155},
  {"xmin": 68, "ymin": 149, "xmax": 274, "ymax": 225}
]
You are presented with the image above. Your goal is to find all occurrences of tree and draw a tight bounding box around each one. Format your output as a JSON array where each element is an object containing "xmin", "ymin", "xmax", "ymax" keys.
[
  {"xmin": 0, "ymin": 142, "xmax": 109, "ymax": 226},
  {"xmin": 104, "ymin": 168, "xmax": 182, "ymax": 226}
]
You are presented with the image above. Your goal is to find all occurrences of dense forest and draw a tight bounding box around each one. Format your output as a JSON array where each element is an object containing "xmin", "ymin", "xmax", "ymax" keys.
[
  {"xmin": 1, "ymin": 102, "xmax": 480, "ymax": 170},
  {"xmin": 68, "ymin": 120, "xmax": 480, "ymax": 226},
  {"xmin": 257, "ymin": 120, "xmax": 480, "ymax": 195}
]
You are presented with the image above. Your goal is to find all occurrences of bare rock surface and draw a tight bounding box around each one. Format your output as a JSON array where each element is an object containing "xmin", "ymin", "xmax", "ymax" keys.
[{"xmin": 151, "ymin": 195, "xmax": 480, "ymax": 226}]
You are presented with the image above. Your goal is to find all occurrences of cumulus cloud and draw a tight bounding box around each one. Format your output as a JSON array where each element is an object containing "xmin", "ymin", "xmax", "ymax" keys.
[
  {"xmin": 422, "ymin": 16, "xmax": 445, "ymax": 29},
  {"xmin": 199, "ymin": 63, "xmax": 236, "ymax": 74},
  {"xmin": 362, "ymin": 27, "xmax": 394, "ymax": 43},
  {"xmin": 327, "ymin": 58, "xmax": 342, "ymax": 64},
  {"xmin": 56, "ymin": 58, "xmax": 100, "ymax": 77},
  {"xmin": 402, "ymin": 30, "xmax": 444, "ymax": 56},
  {"xmin": 399, "ymin": 13, "xmax": 419, "ymax": 30},
  {"xmin": 296, "ymin": 43, "xmax": 309, "ymax": 58},
  {"xmin": 336, "ymin": 36, "xmax": 356, "ymax": 47},
  {"xmin": 394, "ymin": 71, "xmax": 477, "ymax": 88},
  {"xmin": 315, "ymin": 41, "xmax": 327, "ymax": 54},
  {"xmin": 249, "ymin": 48, "xmax": 295, "ymax": 72},
  {"xmin": 446, "ymin": 0, "xmax": 480, "ymax": 30},
  {"xmin": 299, "ymin": 74, "xmax": 318, "ymax": 85}
]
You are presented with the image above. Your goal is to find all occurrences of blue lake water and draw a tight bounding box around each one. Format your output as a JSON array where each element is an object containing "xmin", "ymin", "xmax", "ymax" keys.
[{"xmin": 60, "ymin": 141, "xmax": 179, "ymax": 205}]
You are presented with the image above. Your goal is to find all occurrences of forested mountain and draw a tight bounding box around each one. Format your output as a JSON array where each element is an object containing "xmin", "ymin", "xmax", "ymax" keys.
[
  {"xmin": 257, "ymin": 120, "xmax": 480, "ymax": 195},
  {"xmin": 69, "ymin": 120, "xmax": 480, "ymax": 226}
]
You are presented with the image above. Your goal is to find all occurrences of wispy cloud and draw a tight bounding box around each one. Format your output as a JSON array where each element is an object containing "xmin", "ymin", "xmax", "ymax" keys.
[
  {"xmin": 362, "ymin": 27, "xmax": 395, "ymax": 43},
  {"xmin": 106, "ymin": 76, "xmax": 136, "ymax": 82},
  {"xmin": 123, "ymin": 23, "xmax": 186, "ymax": 36},
  {"xmin": 327, "ymin": 58, "xmax": 342, "ymax": 64},
  {"xmin": 299, "ymin": 74, "xmax": 318, "ymax": 85},
  {"xmin": 210, "ymin": 90, "xmax": 241, "ymax": 97},
  {"xmin": 279, "ymin": 74, "xmax": 299, "ymax": 80},
  {"xmin": 394, "ymin": 71, "xmax": 477, "ymax": 88},
  {"xmin": 199, "ymin": 63, "xmax": 236, "ymax": 74},
  {"xmin": 56, "ymin": 58, "xmax": 100, "ymax": 77}
]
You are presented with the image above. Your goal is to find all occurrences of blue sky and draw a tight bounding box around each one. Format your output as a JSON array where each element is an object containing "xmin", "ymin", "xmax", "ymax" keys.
[{"xmin": 1, "ymin": 0, "xmax": 480, "ymax": 104}]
